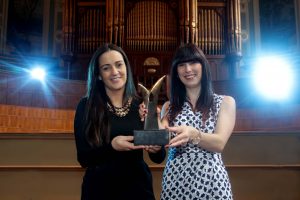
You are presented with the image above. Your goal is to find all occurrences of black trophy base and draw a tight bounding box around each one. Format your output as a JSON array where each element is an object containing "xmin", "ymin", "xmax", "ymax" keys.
[{"xmin": 134, "ymin": 129, "xmax": 169, "ymax": 145}]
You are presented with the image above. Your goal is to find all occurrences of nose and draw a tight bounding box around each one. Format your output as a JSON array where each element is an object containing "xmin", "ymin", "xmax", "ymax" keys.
[
  {"xmin": 184, "ymin": 64, "xmax": 192, "ymax": 72},
  {"xmin": 111, "ymin": 66, "xmax": 119, "ymax": 74}
]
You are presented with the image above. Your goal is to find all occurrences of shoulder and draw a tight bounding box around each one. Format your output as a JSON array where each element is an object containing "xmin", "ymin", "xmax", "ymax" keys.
[
  {"xmin": 132, "ymin": 96, "xmax": 142, "ymax": 104},
  {"xmin": 74, "ymin": 97, "xmax": 88, "ymax": 125},
  {"xmin": 222, "ymin": 95, "xmax": 235, "ymax": 105},
  {"xmin": 213, "ymin": 93, "xmax": 235, "ymax": 110},
  {"xmin": 161, "ymin": 101, "xmax": 170, "ymax": 110},
  {"xmin": 161, "ymin": 101, "xmax": 170, "ymax": 119},
  {"xmin": 220, "ymin": 95, "xmax": 236, "ymax": 111},
  {"xmin": 77, "ymin": 96, "xmax": 88, "ymax": 106},
  {"xmin": 75, "ymin": 97, "xmax": 88, "ymax": 113},
  {"xmin": 214, "ymin": 94, "xmax": 235, "ymax": 104},
  {"xmin": 130, "ymin": 96, "xmax": 142, "ymax": 109}
]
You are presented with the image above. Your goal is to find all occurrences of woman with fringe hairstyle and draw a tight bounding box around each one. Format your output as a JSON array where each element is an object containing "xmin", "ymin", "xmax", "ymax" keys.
[{"xmin": 160, "ymin": 43, "xmax": 236, "ymax": 199}]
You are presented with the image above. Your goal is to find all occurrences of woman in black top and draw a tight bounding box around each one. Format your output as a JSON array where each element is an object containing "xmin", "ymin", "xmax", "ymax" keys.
[{"xmin": 74, "ymin": 43, "xmax": 166, "ymax": 200}]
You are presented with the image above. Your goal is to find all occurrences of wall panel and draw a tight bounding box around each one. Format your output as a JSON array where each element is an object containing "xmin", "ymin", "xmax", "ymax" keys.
[{"xmin": 0, "ymin": 132, "xmax": 299, "ymax": 200}]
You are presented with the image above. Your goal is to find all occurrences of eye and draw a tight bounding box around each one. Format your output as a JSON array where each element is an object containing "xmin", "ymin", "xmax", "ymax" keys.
[
  {"xmin": 100, "ymin": 65, "xmax": 111, "ymax": 71},
  {"xmin": 116, "ymin": 62, "xmax": 124, "ymax": 68}
]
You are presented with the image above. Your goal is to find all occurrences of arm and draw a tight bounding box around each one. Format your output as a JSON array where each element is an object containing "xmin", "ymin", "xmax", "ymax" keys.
[
  {"xmin": 160, "ymin": 101, "xmax": 170, "ymax": 119},
  {"xmin": 197, "ymin": 95, "xmax": 236, "ymax": 152},
  {"xmin": 160, "ymin": 101, "xmax": 170, "ymax": 128},
  {"xmin": 168, "ymin": 96, "xmax": 236, "ymax": 153},
  {"xmin": 74, "ymin": 98, "xmax": 114, "ymax": 168},
  {"xmin": 75, "ymin": 99, "xmax": 145, "ymax": 167}
]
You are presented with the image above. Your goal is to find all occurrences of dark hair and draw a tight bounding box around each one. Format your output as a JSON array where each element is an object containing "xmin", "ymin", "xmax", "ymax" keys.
[
  {"xmin": 85, "ymin": 43, "xmax": 136, "ymax": 147},
  {"xmin": 169, "ymin": 43, "xmax": 214, "ymax": 122}
]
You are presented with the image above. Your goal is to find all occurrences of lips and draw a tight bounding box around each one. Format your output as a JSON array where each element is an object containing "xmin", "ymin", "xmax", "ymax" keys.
[
  {"xmin": 184, "ymin": 74, "xmax": 196, "ymax": 79},
  {"xmin": 111, "ymin": 76, "xmax": 121, "ymax": 81}
]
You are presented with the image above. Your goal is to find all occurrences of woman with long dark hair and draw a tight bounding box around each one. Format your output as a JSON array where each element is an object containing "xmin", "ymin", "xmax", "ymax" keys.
[
  {"xmin": 74, "ymin": 43, "xmax": 165, "ymax": 200},
  {"xmin": 160, "ymin": 43, "xmax": 236, "ymax": 199}
]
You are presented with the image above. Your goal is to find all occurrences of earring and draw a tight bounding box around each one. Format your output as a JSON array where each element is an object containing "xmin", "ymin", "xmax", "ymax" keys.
[{"xmin": 98, "ymin": 76, "xmax": 102, "ymax": 80}]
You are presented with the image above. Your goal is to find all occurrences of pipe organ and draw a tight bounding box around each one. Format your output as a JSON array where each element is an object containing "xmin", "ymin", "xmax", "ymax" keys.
[
  {"xmin": 62, "ymin": 0, "xmax": 241, "ymax": 83},
  {"xmin": 76, "ymin": 3, "xmax": 106, "ymax": 54},
  {"xmin": 126, "ymin": 1, "xmax": 177, "ymax": 52},
  {"xmin": 197, "ymin": 5, "xmax": 225, "ymax": 55}
]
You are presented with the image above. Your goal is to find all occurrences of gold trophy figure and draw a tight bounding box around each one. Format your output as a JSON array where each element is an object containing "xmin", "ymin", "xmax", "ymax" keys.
[{"xmin": 134, "ymin": 76, "xmax": 169, "ymax": 145}]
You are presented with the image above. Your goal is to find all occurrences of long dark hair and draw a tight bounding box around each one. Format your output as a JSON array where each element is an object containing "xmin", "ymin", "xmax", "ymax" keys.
[
  {"xmin": 169, "ymin": 43, "xmax": 214, "ymax": 123},
  {"xmin": 85, "ymin": 43, "xmax": 136, "ymax": 147}
]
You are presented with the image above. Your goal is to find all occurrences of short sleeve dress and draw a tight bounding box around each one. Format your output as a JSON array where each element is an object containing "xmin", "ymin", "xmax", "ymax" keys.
[{"xmin": 160, "ymin": 94, "xmax": 233, "ymax": 200}]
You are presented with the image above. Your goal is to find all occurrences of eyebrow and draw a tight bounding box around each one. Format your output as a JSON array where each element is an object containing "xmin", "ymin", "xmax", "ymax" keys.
[
  {"xmin": 99, "ymin": 64, "xmax": 110, "ymax": 69},
  {"xmin": 99, "ymin": 60, "xmax": 124, "ymax": 68}
]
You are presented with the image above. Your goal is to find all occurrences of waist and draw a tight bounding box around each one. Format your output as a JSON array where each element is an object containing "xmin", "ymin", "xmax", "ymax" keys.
[{"xmin": 169, "ymin": 147, "xmax": 222, "ymax": 160}]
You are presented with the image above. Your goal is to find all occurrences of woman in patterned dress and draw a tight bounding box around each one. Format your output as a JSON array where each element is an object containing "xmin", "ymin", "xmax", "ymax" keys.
[{"xmin": 160, "ymin": 43, "xmax": 236, "ymax": 199}]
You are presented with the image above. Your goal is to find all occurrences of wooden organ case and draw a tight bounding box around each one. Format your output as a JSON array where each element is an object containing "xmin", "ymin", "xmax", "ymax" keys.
[{"xmin": 62, "ymin": 0, "xmax": 241, "ymax": 99}]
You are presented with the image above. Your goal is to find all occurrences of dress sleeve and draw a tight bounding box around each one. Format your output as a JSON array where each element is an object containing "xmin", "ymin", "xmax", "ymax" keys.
[{"xmin": 74, "ymin": 98, "xmax": 114, "ymax": 168}]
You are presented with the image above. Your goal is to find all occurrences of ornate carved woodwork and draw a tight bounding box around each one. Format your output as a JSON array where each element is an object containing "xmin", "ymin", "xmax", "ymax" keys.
[
  {"xmin": 76, "ymin": 2, "xmax": 106, "ymax": 54},
  {"xmin": 197, "ymin": 2, "xmax": 226, "ymax": 55},
  {"xmin": 125, "ymin": 1, "xmax": 178, "ymax": 52},
  {"xmin": 62, "ymin": 0, "xmax": 242, "ymax": 82}
]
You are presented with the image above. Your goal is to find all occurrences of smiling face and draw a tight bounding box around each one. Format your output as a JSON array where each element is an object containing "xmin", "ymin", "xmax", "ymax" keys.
[
  {"xmin": 177, "ymin": 61, "xmax": 202, "ymax": 89},
  {"xmin": 98, "ymin": 50, "xmax": 127, "ymax": 94}
]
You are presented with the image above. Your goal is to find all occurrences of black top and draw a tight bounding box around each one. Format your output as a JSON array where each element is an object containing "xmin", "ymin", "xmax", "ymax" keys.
[{"xmin": 74, "ymin": 97, "xmax": 166, "ymax": 200}]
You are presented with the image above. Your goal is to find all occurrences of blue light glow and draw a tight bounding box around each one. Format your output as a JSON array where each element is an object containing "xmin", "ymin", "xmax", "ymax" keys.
[
  {"xmin": 30, "ymin": 67, "xmax": 46, "ymax": 81},
  {"xmin": 252, "ymin": 57, "xmax": 294, "ymax": 101}
]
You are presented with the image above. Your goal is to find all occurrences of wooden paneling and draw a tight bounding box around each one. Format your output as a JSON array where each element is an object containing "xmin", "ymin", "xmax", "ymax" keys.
[
  {"xmin": 228, "ymin": 167, "xmax": 300, "ymax": 200},
  {"xmin": 0, "ymin": 132, "xmax": 299, "ymax": 200},
  {"xmin": 223, "ymin": 132, "xmax": 300, "ymax": 165},
  {"xmin": 0, "ymin": 104, "xmax": 75, "ymax": 133},
  {"xmin": 1, "ymin": 69, "xmax": 300, "ymax": 132},
  {"xmin": 0, "ymin": 70, "xmax": 85, "ymax": 109},
  {"xmin": 235, "ymin": 105, "xmax": 300, "ymax": 131}
]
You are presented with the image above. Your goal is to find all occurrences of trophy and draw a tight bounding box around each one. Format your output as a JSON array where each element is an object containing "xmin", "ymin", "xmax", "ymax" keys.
[{"xmin": 134, "ymin": 75, "xmax": 170, "ymax": 145}]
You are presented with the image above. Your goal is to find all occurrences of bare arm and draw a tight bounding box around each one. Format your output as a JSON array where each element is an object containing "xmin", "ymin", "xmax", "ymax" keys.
[
  {"xmin": 160, "ymin": 101, "xmax": 170, "ymax": 128},
  {"xmin": 168, "ymin": 96, "xmax": 236, "ymax": 153}
]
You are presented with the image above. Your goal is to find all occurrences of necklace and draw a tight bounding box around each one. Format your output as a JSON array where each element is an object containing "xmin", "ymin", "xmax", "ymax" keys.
[{"xmin": 107, "ymin": 97, "xmax": 132, "ymax": 117}]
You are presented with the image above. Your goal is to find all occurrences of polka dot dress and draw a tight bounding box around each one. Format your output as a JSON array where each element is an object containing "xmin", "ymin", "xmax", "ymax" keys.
[{"xmin": 161, "ymin": 94, "xmax": 233, "ymax": 200}]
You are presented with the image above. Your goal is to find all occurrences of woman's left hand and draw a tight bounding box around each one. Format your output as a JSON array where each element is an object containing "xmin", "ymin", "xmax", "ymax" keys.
[{"xmin": 144, "ymin": 145, "xmax": 162, "ymax": 153}]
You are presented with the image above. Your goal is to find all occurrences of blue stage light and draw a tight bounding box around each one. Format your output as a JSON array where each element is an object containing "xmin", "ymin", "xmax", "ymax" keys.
[
  {"xmin": 30, "ymin": 67, "xmax": 46, "ymax": 81},
  {"xmin": 252, "ymin": 56, "xmax": 294, "ymax": 101}
]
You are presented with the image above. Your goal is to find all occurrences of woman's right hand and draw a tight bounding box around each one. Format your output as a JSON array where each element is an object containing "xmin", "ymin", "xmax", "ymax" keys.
[{"xmin": 111, "ymin": 135, "xmax": 144, "ymax": 151}]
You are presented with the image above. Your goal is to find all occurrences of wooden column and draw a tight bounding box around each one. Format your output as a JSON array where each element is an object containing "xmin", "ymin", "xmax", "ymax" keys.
[
  {"xmin": 189, "ymin": 0, "xmax": 197, "ymax": 44},
  {"xmin": 179, "ymin": 0, "xmax": 186, "ymax": 44},
  {"xmin": 226, "ymin": 0, "xmax": 242, "ymax": 79},
  {"xmin": 119, "ymin": 0, "xmax": 124, "ymax": 47},
  {"xmin": 0, "ymin": 0, "xmax": 8, "ymax": 54},
  {"xmin": 179, "ymin": 0, "xmax": 197, "ymax": 44},
  {"xmin": 106, "ymin": 0, "xmax": 124, "ymax": 46},
  {"xmin": 62, "ymin": 0, "xmax": 76, "ymax": 79},
  {"xmin": 106, "ymin": 0, "xmax": 113, "ymax": 43}
]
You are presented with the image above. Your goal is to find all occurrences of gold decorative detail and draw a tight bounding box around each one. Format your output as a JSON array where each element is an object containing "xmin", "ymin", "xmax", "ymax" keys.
[
  {"xmin": 144, "ymin": 57, "xmax": 160, "ymax": 66},
  {"xmin": 147, "ymin": 68, "xmax": 156, "ymax": 74},
  {"xmin": 107, "ymin": 98, "xmax": 132, "ymax": 117}
]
